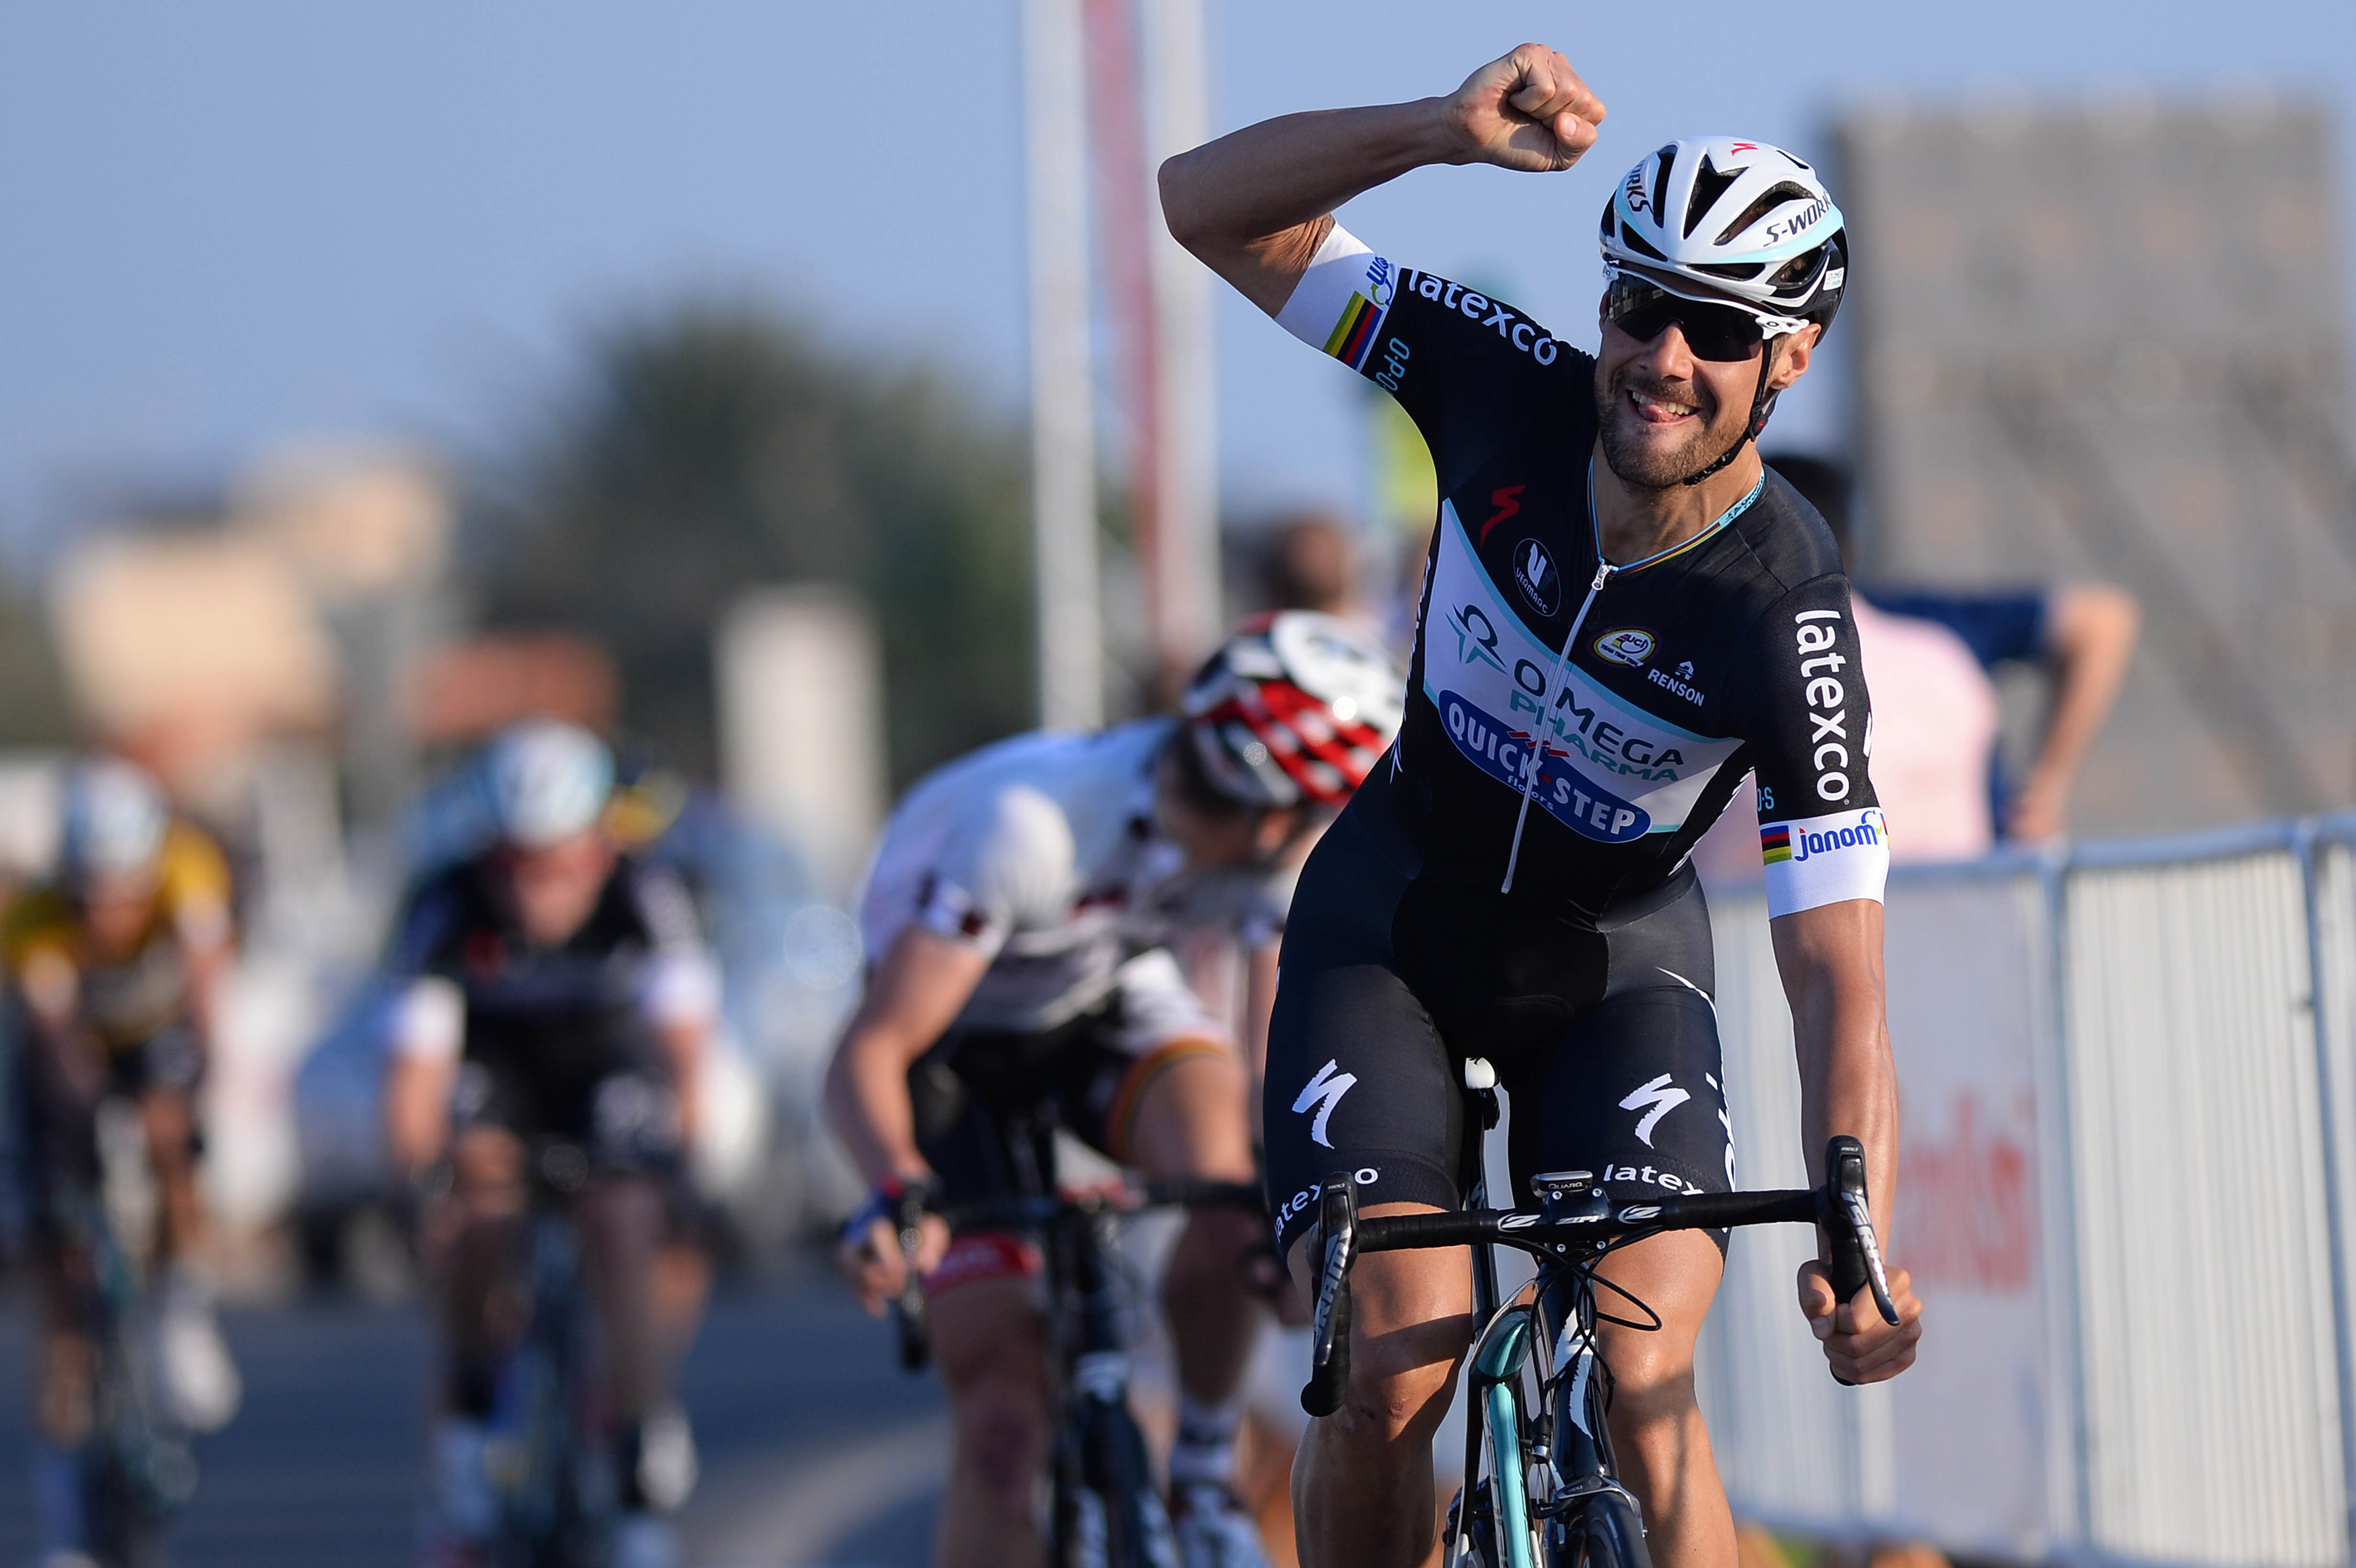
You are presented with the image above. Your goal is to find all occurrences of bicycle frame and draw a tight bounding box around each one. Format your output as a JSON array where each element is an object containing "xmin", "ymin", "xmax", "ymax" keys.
[{"xmin": 486, "ymin": 1143, "xmax": 613, "ymax": 1567}]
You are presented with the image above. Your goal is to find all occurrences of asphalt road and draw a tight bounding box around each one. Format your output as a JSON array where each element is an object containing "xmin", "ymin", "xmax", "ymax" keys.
[{"xmin": 0, "ymin": 1262, "xmax": 949, "ymax": 1568}]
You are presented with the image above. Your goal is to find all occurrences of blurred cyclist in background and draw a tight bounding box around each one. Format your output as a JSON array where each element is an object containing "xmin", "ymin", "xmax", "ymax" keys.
[
  {"xmin": 830, "ymin": 612, "xmax": 1404, "ymax": 1568},
  {"xmin": 383, "ymin": 720, "xmax": 718, "ymax": 1568},
  {"xmin": 5, "ymin": 756, "xmax": 242, "ymax": 1549}
]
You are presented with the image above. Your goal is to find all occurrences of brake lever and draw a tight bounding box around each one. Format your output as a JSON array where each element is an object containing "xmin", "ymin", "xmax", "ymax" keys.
[
  {"xmin": 1836, "ymin": 1182, "xmax": 1900, "ymax": 1328},
  {"xmin": 1301, "ymin": 1173, "xmax": 1358, "ymax": 1417},
  {"xmin": 1822, "ymin": 1134, "xmax": 1900, "ymax": 1328},
  {"xmin": 892, "ymin": 1183, "xmax": 933, "ymax": 1372}
]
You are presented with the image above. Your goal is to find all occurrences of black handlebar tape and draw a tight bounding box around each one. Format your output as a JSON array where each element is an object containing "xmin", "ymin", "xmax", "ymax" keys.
[
  {"xmin": 1350, "ymin": 1189, "xmax": 1817, "ymax": 1255},
  {"xmin": 1302, "ymin": 1174, "xmax": 1359, "ymax": 1418}
]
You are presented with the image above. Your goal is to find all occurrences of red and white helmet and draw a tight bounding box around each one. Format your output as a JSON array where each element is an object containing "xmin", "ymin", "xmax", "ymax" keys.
[
  {"xmin": 1601, "ymin": 137, "xmax": 1847, "ymax": 332},
  {"xmin": 1181, "ymin": 612, "xmax": 1405, "ymax": 809}
]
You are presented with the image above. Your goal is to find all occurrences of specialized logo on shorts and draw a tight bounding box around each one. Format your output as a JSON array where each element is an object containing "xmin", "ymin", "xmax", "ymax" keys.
[
  {"xmin": 1512, "ymin": 539, "xmax": 1561, "ymax": 617},
  {"xmin": 1592, "ymin": 628, "xmax": 1654, "ymax": 667},
  {"xmin": 1620, "ymin": 1073, "xmax": 1690, "ymax": 1147},
  {"xmin": 1427, "ymin": 503, "xmax": 1740, "ymax": 842},
  {"xmin": 1292, "ymin": 1059, "xmax": 1357, "ymax": 1149}
]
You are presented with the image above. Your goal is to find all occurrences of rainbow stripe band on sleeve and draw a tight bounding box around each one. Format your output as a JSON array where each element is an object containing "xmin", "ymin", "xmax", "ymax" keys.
[
  {"xmin": 1322, "ymin": 293, "xmax": 1384, "ymax": 370},
  {"xmin": 1760, "ymin": 824, "xmax": 1793, "ymax": 864}
]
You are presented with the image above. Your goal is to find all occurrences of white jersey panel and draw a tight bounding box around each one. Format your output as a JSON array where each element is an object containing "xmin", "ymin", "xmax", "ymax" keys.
[
  {"xmin": 1421, "ymin": 500, "xmax": 1745, "ymax": 844},
  {"xmin": 860, "ymin": 719, "xmax": 1290, "ymax": 1034}
]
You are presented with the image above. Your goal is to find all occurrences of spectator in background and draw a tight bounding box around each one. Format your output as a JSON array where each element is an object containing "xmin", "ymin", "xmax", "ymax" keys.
[
  {"xmin": 1257, "ymin": 512, "xmax": 1360, "ymax": 618},
  {"xmin": 1769, "ymin": 453, "xmax": 2140, "ymax": 856}
]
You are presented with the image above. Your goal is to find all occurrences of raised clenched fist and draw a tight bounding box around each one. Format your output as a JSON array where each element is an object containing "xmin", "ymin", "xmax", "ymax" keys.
[{"xmin": 1443, "ymin": 44, "xmax": 1607, "ymax": 173}]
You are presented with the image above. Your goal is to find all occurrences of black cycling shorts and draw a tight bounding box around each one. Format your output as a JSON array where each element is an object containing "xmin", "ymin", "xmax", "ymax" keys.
[
  {"xmin": 1264, "ymin": 772, "xmax": 1736, "ymax": 1258},
  {"xmin": 908, "ymin": 996, "xmax": 1222, "ymax": 1211},
  {"xmin": 451, "ymin": 1053, "xmax": 685, "ymax": 1175}
]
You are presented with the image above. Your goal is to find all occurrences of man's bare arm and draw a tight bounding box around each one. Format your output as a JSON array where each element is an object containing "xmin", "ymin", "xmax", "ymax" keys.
[
  {"xmin": 1159, "ymin": 43, "xmax": 1605, "ymax": 316},
  {"xmin": 1771, "ymin": 896, "xmax": 1922, "ymax": 1383},
  {"xmin": 822, "ymin": 926, "xmax": 993, "ymax": 1187},
  {"xmin": 2008, "ymin": 583, "xmax": 2140, "ymax": 842}
]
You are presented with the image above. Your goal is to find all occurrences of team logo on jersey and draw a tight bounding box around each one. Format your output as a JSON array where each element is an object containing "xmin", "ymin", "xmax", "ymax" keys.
[
  {"xmin": 1425, "ymin": 501, "xmax": 1743, "ymax": 843},
  {"xmin": 1512, "ymin": 538, "xmax": 1561, "ymax": 617},
  {"xmin": 1675, "ymin": 660, "xmax": 1695, "ymax": 680},
  {"xmin": 1593, "ymin": 628, "xmax": 1655, "ymax": 667}
]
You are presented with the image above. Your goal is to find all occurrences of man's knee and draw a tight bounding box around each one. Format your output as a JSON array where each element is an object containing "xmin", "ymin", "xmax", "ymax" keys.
[
  {"xmin": 1600, "ymin": 1341, "xmax": 1701, "ymax": 1456},
  {"xmin": 949, "ymin": 1366, "xmax": 1052, "ymax": 1503},
  {"xmin": 1331, "ymin": 1319, "xmax": 1468, "ymax": 1448}
]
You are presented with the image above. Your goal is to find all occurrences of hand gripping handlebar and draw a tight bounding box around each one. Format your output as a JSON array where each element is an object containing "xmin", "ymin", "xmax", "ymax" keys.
[
  {"xmin": 1819, "ymin": 1133, "xmax": 1900, "ymax": 1383},
  {"xmin": 1298, "ymin": 1136, "xmax": 1899, "ymax": 1414}
]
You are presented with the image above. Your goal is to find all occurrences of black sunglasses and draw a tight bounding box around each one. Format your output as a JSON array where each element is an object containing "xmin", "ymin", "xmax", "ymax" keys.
[{"xmin": 1604, "ymin": 276, "xmax": 1768, "ymax": 362}]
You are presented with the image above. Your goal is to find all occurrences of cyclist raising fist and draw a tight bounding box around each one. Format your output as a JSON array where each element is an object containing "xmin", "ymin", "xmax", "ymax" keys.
[{"xmin": 1164, "ymin": 44, "xmax": 1923, "ymax": 1568}]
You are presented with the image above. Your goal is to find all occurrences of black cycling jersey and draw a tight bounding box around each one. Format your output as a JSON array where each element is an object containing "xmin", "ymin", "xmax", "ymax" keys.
[
  {"xmin": 1276, "ymin": 227, "xmax": 1887, "ymax": 921},
  {"xmin": 389, "ymin": 855, "xmax": 707, "ymax": 1153},
  {"xmin": 1255, "ymin": 226, "xmax": 1890, "ymax": 1249}
]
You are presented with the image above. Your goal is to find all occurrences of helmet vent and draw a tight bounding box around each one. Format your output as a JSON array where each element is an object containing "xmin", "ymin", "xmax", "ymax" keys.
[
  {"xmin": 1683, "ymin": 158, "xmax": 1741, "ymax": 239},
  {"xmin": 1768, "ymin": 248, "xmax": 1826, "ymax": 291},
  {"xmin": 1692, "ymin": 260, "xmax": 1766, "ymax": 281},
  {"xmin": 1716, "ymin": 182, "xmax": 1816, "ymax": 246},
  {"xmin": 1652, "ymin": 142, "xmax": 1679, "ymax": 200},
  {"xmin": 1616, "ymin": 220, "xmax": 1668, "ymax": 262}
]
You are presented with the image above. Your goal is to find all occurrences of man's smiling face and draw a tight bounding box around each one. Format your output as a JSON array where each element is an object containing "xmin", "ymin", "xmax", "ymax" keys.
[{"xmin": 1592, "ymin": 301, "xmax": 1817, "ymax": 490}]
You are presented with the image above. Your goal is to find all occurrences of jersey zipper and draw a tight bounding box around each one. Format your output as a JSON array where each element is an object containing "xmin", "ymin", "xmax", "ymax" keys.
[
  {"xmin": 1495, "ymin": 461, "xmax": 1764, "ymax": 895},
  {"xmin": 1500, "ymin": 557, "xmax": 1612, "ymax": 894}
]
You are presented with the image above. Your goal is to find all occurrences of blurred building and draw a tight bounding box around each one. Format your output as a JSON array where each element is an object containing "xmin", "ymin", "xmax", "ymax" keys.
[{"xmin": 1839, "ymin": 95, "xmax": 2356, "ymax": 833}]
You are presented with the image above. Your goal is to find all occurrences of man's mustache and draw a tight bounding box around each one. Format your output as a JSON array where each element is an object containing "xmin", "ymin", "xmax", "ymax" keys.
[{"xmin": 1608, "ymin": 369, "xmax": 1717, "ymax": 421}]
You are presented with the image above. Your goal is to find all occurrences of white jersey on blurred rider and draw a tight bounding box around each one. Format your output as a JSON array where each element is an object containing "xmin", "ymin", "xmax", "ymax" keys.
[{"xmin": 857, "ymin": 718, "xmax": 1295, "ymax": 1036}]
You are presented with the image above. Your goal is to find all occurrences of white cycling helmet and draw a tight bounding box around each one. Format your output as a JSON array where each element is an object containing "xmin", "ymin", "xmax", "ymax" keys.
[
  {"xmin": 1600, "ymin": 138, "xmax": 1849, "ymax": 485},
  {"xmin": 484, "ymin": 720, "xmax": 615, "ymax": 849},
  {"xmin": 1601, "ymin": 137, "xmax": 1847, "ymax": 330},
  {"xmin": 60, "ymin": 757, "xmax": 170, "ymax": 882},
  {"xmin": 1181, "ymin": 612, "xmax": 1405, "ymax": 810}
]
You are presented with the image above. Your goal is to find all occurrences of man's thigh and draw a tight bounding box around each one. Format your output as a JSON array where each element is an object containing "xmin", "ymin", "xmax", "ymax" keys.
[
  {"xmin": 1589, "ymin": 1227, "xmax": 1726, "ymax": 1397},
  {"xmin": 1122, "ymin": 1049, "xmax": 1254, "ymax": 1183},
  {"xmin": 1516, "ymin": 984, "xmax": 1734, "ymax": 1218},
  {"xmin": 1263, "ymin": 953, "xmax": 1461, "ymax": 1263}
]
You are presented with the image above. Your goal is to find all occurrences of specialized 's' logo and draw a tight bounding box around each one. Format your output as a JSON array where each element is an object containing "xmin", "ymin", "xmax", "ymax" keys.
[
  {"xmin": 1512, "ymin": 539, "xmax": 1561, "ymax": 617},
  {"xmin": 1620, "ymin": 1073, "xmax": 1691, "ymax": 1147},
  {"xmin": 1593, "ymin": 628, "xmax": 1655, "ymax": 667},
  {"xmin": 1479, "ymin": 485, "xmax": 1526, "ymax": 545},
  {"xmin": 1292, "ymin": 1059, "xmax": 1357, "ymax": 1149}
]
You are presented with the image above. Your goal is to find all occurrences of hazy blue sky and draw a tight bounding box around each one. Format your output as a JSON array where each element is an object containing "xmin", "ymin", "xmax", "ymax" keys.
[{"xmin": 3, "ymin": 1, "xmax": 2351, "ymax": 555}]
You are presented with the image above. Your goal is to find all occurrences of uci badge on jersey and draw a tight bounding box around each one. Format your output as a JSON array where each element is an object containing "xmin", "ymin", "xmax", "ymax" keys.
[
  {"xmin": 1425, "ymin": 502, "xmax": 1740, "ymax": 843},
  {"xmin": 1592, "ymin": 629, "xmax": 1655, "ymax": 667}
]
